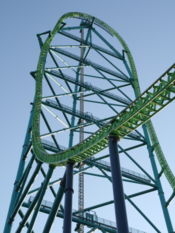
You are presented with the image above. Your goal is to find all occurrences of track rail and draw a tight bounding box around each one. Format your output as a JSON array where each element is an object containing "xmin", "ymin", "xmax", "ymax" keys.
[{"xmin": 32, "ymin": 12, "xmax": 175, "ymax": 190}]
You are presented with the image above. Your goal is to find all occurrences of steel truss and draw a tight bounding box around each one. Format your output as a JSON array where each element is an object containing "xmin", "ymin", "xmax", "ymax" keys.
[{"xmin": 4, "ymin": 12, "xmax": 175, "ymax": 233}]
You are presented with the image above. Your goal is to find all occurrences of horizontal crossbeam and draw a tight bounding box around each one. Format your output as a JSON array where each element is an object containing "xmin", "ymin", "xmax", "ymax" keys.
[
  {"xmin": 46, "ymin": 70, "xmax": 130, "ymax": 105},
  {"xmin": 50, "ymin": 48, "xmax": 129, "ymax": 81},
  {"xmin": 23, "ymin": 198, "xmax": 146, "ymax": 233},
  {"xmin": 58, "ymin": 30, "xmax": 123, "ymax": 60},
  {"xmin": 33, "ymin": 64, "xmax": 175, "ymax": 167}
]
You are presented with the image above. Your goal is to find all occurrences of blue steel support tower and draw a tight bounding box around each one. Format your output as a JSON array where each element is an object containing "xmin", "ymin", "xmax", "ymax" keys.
[{"xmin": 3, "ymin": 12, "xmax": 175, "ymax": 233}]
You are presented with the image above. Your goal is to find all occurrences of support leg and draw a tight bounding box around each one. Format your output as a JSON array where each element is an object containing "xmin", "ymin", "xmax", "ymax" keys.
[
  {"xmin": 15, "ymin": 165, "xmax": 54, "ymax": 233},
  {"xmin": 43, "ymin": 173, "xmax": 66, "ymax": 233},
  {"xmin": 63, "ymin": 162, "xmax": 74, "ymax": 233},
  {"xmin": 3, "ymin": 109, "xmax": 33, "ymax": 233},
  {"xmin": 108, "ymin": 135, "xmax": 129, "ymax": 233}
]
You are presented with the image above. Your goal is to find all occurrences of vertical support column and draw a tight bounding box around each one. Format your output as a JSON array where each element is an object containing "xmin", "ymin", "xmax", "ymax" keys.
[
  {"xmin": 43, "ymin": 173, "xmax": 66, "ymax": 233},
  {"xmin": 63, "ymin": 162, "xmax": 74, "ymax": 233},
  {"xmin": 25, "ymin": 166, "xmax": 54, "ymax": 233},
  {"xmin": 79, "ymin": 26, "xmax": 85, "ymax": 233},
  {"xmin": 8, "ymin": 162, "xmax": 42, "ymax": 222},
  {"xmin": 108, "ymin": 135, "xmax": 129, "ymax": 233},
  {"xmin": 3, "ymin": 108, "xmax": 33, "ymax": 233},
  {"xmin": 142, "ymin": 124, "xmax": 174, "ymax": 233},
  {"xmin": 15, "ymin": 165, "xmax": 54, "ymax": 233}
]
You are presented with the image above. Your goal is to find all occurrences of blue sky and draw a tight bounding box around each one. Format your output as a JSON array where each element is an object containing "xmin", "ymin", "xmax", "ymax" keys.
[{"xmin": 1, "ymin": 0, "xmax": 175, "ymax": 232}]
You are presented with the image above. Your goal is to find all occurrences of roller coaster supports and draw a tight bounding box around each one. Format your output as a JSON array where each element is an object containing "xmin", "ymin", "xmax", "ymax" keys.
[
  {"xmin": 3, "ymin": 108, "xmax": 33, "ymax": 233},
  {"xmin": 143, "ymin": 124, "xmax": 174, "ymax": 233},
  {"xmin": 63, "ymin": 162, "xmax": 74, "ymax": 233},
  {"xmin": 108, "ymin": 135, "xmax": 129, "ymax": 233},
  {"xmin": 16, "ymin": 165, "xmax": 54, "ymax": 233},
  {"xmin": 79, "ymin": 26, "xmax": 85, "ymax": 233},
  {"xmin": 9, "ymin": 161, "xmax": 42, "ymax": 223},
  {"xmin": 43, "ymin": 173, "xmax": 66, "ymax": 233}
]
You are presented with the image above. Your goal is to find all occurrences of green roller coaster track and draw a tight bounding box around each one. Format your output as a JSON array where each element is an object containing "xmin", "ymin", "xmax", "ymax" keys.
[
  {"xmin": 4, "ymin": 11, "xmax": 175, "ymax": 233},
  {"xmin": 32, "ymin": 11, "xmax": 175, "ymax": 194}
]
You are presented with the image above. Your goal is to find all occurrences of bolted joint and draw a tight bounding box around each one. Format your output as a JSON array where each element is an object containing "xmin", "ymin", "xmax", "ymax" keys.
[
  {"xmin": 65, "ymin": 187, "xmax": 74, "ymax": 193},
  {"xmin": 109, "ymin": 133, "xmax": 120, "ymax": 142}
]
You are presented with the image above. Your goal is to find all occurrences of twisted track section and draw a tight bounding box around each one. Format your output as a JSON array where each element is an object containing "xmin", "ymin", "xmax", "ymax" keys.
[{"xmin": 32, "ymin": 12, "xmax": 175, "ymax": 189}]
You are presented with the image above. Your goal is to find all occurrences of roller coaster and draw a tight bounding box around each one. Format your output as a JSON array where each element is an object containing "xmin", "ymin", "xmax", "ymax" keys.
[{"xmin": 4, "ymin": 12, "xmax": 175, "ymax": 233}]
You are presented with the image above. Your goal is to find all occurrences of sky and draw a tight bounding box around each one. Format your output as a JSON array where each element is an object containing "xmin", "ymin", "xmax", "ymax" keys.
[{"xmin": 1, "ymin": 0, "xmax": 175, "ymax": 232}]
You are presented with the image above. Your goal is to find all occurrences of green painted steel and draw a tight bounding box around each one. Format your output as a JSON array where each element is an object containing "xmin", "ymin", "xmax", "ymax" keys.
[
  {"xmin": 3, "ymin": 109, "xmax": 34, "ymax": 233},
  {"xmin": 32, "ymin": 12, "xmax": 175, "ymax": 193},
  {"xmin": 22, "ymin": 200, "xmax": 147, "ymax": 233}
]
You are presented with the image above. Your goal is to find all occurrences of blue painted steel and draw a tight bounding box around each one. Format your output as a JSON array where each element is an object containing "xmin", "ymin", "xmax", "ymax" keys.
[
  {"xmin": 63, "ymin": 162, "xmax": 74, "ymax": 233},
  {"xmin": 108, "ymin": 135, "xmax": 129, "ymax": 233}
]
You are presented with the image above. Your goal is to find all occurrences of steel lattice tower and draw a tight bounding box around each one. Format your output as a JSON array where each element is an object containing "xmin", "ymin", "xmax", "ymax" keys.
[{"xmin": 3, "ymin": 12, "xmax": 175, "ymax": 233}]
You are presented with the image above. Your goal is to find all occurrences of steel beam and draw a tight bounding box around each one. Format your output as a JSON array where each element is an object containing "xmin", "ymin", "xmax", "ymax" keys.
[
  {"xmin": 142, "ymin": 125, "xmax": 174, "ymax": 232},
  {"xmin": 25, "ymin": 166, "xmax": 54, "ymax": 233},
  {"xmin": 58, "ymin": 30, "xmax": 123, "ymax": 59},
  {"xmin": 63, "ymin": 162, "xmax": 74, "ymax": 233},
  {"xmin": 50, "ymin": 48, "xmax": 129, "ymax": 81},
  {"xmin": 108, "ymin": 135, "xmax": 129, "ymax": 233},
  {"xmin": 78, "ymin": 26, "xmax": 85, "ymax": 233},
  {"xmin": 9, "ymin": 162, "xmax": 42, "ymax": 222},
  {"xmin": 43, "ymin": 173, "xmax": 66, "ymax": 233},
  {"xmin": 3, "ymin": 109, "xmax": 33, "ymax": 233}
]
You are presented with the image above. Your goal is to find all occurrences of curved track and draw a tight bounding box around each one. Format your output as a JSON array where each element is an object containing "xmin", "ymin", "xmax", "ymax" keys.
[{"xmin": 32, "ymin": 12, "xmax": 175, "ymax": 189}]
